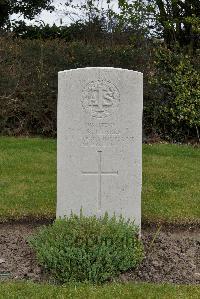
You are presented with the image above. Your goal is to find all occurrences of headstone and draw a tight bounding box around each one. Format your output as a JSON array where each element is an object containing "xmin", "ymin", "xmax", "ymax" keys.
[{"xmin": 57, "ymin": 67, "xmax": 143, "ymax": 228}]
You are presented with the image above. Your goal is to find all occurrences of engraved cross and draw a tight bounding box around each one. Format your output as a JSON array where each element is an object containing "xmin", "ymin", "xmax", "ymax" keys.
[{"xmin": 82, "ymin": 151, "xmax": 118, "ymax": 212}]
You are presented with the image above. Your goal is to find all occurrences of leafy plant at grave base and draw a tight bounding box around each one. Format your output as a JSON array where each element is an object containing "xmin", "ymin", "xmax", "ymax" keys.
[{"xmin": 28, "ymin": 213, "xmax": 144, "ymax": 284}]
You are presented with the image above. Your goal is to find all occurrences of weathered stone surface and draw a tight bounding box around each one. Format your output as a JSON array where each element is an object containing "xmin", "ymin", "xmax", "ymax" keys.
[{"xmin": 57, "ymin": 67, "xmax": 143, "ymax": 228}]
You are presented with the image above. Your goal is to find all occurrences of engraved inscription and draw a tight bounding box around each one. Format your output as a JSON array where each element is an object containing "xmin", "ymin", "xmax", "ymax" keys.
[
  {"xmin": 86, "ymin": 122, "xmax": 120, "ymax": 135},
  {"xmin": 82, "ymin": 80, "xmax": 120, "ymax": 118},
  {"xmin": 82, "ymin": 151, "xmax": 118, "ymax": 211},
  {"xmin": 82, "ymin": 135, "xmax": 135, "ymax": 147}
]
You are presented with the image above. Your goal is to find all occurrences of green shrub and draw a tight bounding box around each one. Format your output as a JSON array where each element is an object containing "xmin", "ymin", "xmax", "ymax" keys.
[
  {"xmin": 163, "ymin": 59, "xmax": 200, "ymax": 140},
  {"xmin": 29, "ymin": 213, "xmax": 144, "ymax": 284},
  {"xmin": 2, "ymin": 35, "xmax": 199, "ymax": 141},
  {"xmin": 145, "ymin": 48, "xmax": 200, "ymax": 142},
  {"xmin": 0, "ymin": 36, "xmax": 151, "ymax": 137}
]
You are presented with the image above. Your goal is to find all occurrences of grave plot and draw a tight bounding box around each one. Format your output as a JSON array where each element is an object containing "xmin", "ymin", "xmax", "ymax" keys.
[{"xmin": 0, "ymin": 223, "xmax": 199, "ymax": 284}]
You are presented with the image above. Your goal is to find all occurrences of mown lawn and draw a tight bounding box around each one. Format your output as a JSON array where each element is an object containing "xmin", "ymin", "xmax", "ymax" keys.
[
  {"xmin": 0, "ymin": 282, "xmax": 199, "ymax": 299},
  {"xmin": 142, "ymin": 143, "xmax": 200, "ymax": 223},
  {"xmin": 0, "ymin": 137, "xmax": 56, "ymax": 221},
  {"xmin": 0, "ymin": 137, "xmax": 199, "ymax": 223}
]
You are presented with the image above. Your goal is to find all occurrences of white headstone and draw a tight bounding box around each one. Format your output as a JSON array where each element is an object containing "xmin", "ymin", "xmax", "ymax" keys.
[{"xmin": 57, "ymin": 67, "xmax": 143, "ymax": 228}]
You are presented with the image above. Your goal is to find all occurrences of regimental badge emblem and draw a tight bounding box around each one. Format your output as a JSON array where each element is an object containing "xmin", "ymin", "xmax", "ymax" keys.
[{"xmin": 82, "ymin": 80, "xmax": 120, "ymax": 118}]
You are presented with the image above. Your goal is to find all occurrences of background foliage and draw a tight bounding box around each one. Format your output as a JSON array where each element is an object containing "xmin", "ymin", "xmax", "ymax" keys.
[
  {"xmin": 145, "ymin": 48, "xmax": 200, "ymax": 141},
  {"xmin": 0, "ymin": 0, "xmax": 199, "ymax": 142},
  {"xmin": 0, "ymin": 36, "xmax": 153, "ymax": 137}
]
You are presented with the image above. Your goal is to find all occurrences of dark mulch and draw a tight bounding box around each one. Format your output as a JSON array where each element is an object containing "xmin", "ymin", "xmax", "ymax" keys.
[{"xmin": 0, "ymin": 222, "xmax": 199, "ymax": 284}]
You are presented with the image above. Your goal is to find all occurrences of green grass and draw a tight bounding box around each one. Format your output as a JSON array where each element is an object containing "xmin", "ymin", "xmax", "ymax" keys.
[
  {"xmin": 0, "ymin": 282, "xmax": 199, "ymax": 299},
  {"xmin": 142, "ymin": 143, "xmax": 200, "ymax": 223},
  {"xmin": 0, "ymin": 137, "xmax": 56, "ymax": 221},
  {"xmin": 0, "ymin": 137, "xmax": 199, "ymax": 223}
]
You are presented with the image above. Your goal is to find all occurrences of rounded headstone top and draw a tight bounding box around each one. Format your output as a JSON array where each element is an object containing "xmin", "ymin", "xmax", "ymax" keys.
[{"xmin": 58, "ymin": 67, "xmax": 143, "ymax": 76}]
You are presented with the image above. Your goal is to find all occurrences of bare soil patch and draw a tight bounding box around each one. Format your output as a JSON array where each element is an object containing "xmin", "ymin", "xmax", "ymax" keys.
[
  {"xmin": 0, "ymin": 222, "xmax": 199, "ymax": 284},
  {"xmin": 121, "ymin": 225, "xmax": 200, "ymax": 284}
]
